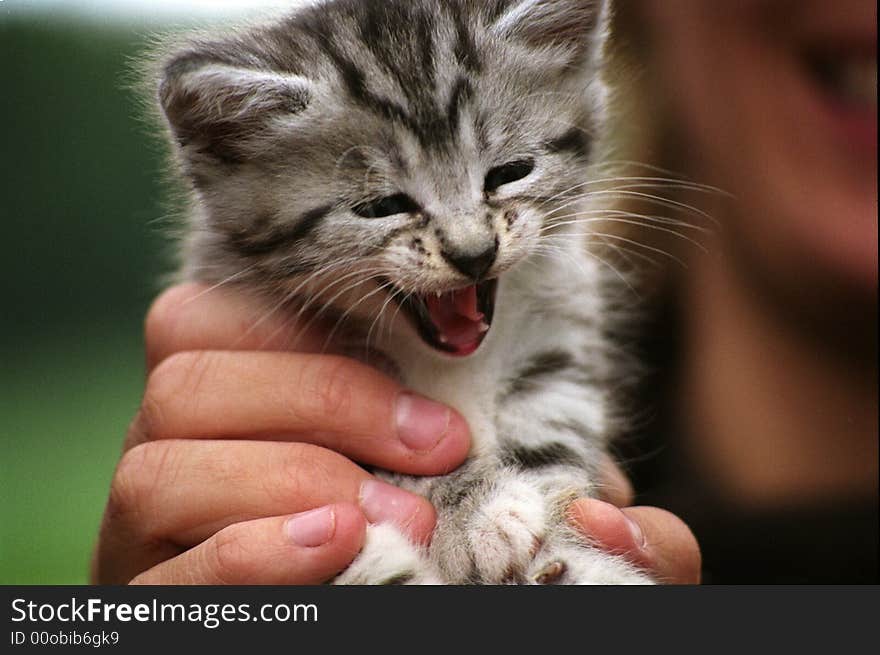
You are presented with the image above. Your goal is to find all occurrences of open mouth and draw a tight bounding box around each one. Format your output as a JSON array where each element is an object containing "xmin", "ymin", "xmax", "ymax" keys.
[{"xmin": 396, "ymin": 280, "xmax": 498, "ymax": 357}]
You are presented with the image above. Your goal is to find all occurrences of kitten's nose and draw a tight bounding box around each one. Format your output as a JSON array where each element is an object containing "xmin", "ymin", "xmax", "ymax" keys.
[{"xmin": 444, "ymin": 242, "xmax": 498, "ymax": 281}]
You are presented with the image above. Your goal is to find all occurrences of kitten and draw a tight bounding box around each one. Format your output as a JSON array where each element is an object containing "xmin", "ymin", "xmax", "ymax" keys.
[{"xmin": 153, "ymin": 0, "xmax": 650, "ymax": 584}]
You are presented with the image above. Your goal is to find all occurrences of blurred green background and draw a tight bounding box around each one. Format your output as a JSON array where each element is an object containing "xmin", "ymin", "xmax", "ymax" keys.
[{"xmin": 1, "ymin": 4, "xmax": 217, "ymax": 584}]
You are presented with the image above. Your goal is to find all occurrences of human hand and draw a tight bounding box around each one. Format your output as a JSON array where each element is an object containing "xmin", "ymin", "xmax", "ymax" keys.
[
  {"xmin": 91, "ymin": 283, "xmax": 472, "ymax": 584},
  {"xmin": 92, "ymin": 283, "xmax": 698, "ymax": 585},
  {"xmin": 569, "ymin": 458, "xmax": 702, "ymax": 584}
]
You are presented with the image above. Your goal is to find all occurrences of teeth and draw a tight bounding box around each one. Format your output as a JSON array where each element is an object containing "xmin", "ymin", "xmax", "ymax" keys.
[
  {"xmin": 478, "ymin": 321, "xmax": 490, "ymax": 333},
  {"xmin": 438, "ymin": 334, "xmax": 448, "ymax": 343}
]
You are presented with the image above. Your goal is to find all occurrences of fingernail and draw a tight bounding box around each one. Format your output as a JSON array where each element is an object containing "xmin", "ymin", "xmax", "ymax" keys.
[
  {"xmin": 285, "ymin": 506, "xmax": 336, "ymax": 547},
  {"xmin": 624, "ymin": 513, "xmax": 646, "ymax": 550},
  {"xmin": 395, "ymin": 392, "xmax": 451, "ymax": 452},
  {"xmin": 359, "ymin": 479, "xmax": 424, "ymax": 530}
]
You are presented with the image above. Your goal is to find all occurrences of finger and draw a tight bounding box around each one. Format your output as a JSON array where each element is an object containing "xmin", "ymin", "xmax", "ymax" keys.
[
  {"xmin": 130, "ymin": 504, "xmax": 365, "ymax": 585},
  {"xmin": 145, "ymin": 283, "xmax": 327, "ymax": 372},
  {"xmin": 568, "ymin": 499, "xmax": 702, "ymax": 584},
  {"xmin": 98, "ymin": 440, "xmax": 434, "ymax": 584},
  {"xmin": 129, "ymin": 350, "xmax": 471, "ymax": 475},
  {"xmin": 109, "ymin": 439, "xmax": 436, "ymax": 551},
  {"xmin": 596, "ymin": 454, "xmax": 635, "ymax": 507}
]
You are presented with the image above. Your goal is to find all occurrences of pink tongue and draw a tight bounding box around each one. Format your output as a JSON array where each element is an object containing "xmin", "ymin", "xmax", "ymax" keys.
[
  {"xmin": 425, "ymin": 285, "xmax": 486, "ymax": 354},
  {"xmin": 452, "ymin": 285, "xmax": 483, "ymax": 321}
]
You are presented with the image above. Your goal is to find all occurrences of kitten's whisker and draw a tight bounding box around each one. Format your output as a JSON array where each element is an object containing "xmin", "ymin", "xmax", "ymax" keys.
[
  {"xmin": 592, "ymin": 237, "xmax": 662, "ymax": 268},
  {"xmin": 384, "ymin": 288, "xmax": 413, "ymax": 342},
  {"xmin": 540, "ymin": 217, "xmax": 709, "ymax": 252},
  {"xmin": 587, "ymin": 232, "xmax": 688, "ymax": 267},
  {"xmin": 540, "ymin": 226, "xmax": 691, "ymax": 262},
  {"xmin": 296, "ymin": 266, "xmax": 390, "ymax": 327},
  {"xmin": 597, "ymin": 159, "xmax": 734, "ymax": 197},
  {"xmin": 180, "ymin": 264, "xmax": 258, "ymax": 306},
  {"xmin": 541, "ymin": 210, "xmax": 707, "ymax": 233},
  {"xmin": 551, "ymin": 206, "xmax": 710, "ymax": 222},
  {"xmin": 291, "ymin": 263, "xmax": 373, "ymax": 307},
  {"xmin": 583, "ymin": 250, "xmax": 636, "ymax": 294},
  {"xmin": 237, "ymin": 259, "xmax": 368, "ymax": 350},
  {"xmin": 568, "ymin": 189, "xmax": 717, "ymax": 223},
  {"xmin": 365, "ymin": 284, "xmax": 405, "ymax": 350},
  {"xmin": 528, "ymin": 242, "xmax": 610, "ymax": 285},
  {"xmin": 537, "ymin": 188, "xmax": 712, "ymax": 225},
  {"xmin": 530, "ymin": 175, "xmax": 725, "ymax": 214},
  {"xmin": 322, "ymin": 277, "xmax": 396, "ymax": 352},
  {"xmin": 295, "ymin": 265, "xmax": 392, "ymax": 333}
]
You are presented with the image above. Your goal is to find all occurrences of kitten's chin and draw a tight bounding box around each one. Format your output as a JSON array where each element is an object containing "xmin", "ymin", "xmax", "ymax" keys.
[{"xmin": 394, "ymin": 279, "xmax": 497, "ymax": 357}]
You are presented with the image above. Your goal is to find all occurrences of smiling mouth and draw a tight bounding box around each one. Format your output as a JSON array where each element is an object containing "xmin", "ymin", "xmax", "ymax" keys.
[{"xmin": 394, "ymin": 280, "xmax": 498, "ymax": 357}]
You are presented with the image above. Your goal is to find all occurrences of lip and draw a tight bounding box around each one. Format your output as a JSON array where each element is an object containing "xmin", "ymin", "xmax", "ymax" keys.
[{"xmin": 390, "ymin": 279, "xmax": 498, "ymax": 357}]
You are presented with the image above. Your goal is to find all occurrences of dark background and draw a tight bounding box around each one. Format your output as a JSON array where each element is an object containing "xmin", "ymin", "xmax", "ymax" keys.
[{"xmin": 1, "ymin": 10, "xmax": 173, "ymax": 583}]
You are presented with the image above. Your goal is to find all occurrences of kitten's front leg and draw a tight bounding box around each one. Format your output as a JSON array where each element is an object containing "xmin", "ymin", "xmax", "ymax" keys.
[
  {"xmin": 421, "ymin": 462, "xmax": 557, "ymax": 584},
  {"xmin": 527, "ymin": 536, "xmax": 652, "ymax": 585},
  {"xmin": 463, "ymin": 476, "xmax": 548, "ymax": 582},
  {"xmin": 423, "ymin": 444, "xmax": 652, "ymax": 584},
  {"xmin": 451, "ymin": 465, "xmax": 652, "ymax": 585},
  {"xmin": 332, "ymin": 523, "xmax": 443, "ymax": 585}
]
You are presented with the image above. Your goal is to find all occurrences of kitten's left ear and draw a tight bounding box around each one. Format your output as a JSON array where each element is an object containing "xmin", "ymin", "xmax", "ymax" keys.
[
  {"xmin": 491, "ymin": 0, "xmax": 609, "ymax": 66},
  {"xmin": 157, "ymin": 54, "xmax": 314, "ymax": 165}
]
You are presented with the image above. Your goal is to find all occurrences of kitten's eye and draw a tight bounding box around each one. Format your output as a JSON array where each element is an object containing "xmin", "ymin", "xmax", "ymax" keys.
[
  {"xmin": 353, "ymin": 193, "xmax": 420, "ymax": 219},
  {"xmin": 484, "ymin": 159, "xmax": 535, "ymax": 193}
]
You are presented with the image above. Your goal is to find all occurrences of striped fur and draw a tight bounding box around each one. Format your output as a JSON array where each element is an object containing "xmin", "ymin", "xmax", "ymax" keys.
[{"xmin": 155, "ymin": 0, "xmax": 650, "ymax": 585}]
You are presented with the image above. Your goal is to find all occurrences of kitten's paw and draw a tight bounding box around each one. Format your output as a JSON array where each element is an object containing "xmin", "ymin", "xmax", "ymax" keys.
[
  {"xmin": 467, "ymin": 480, "xmax": 547, "ymax": 582},
  {"xmin": 527, "ymin": 543, "xmax": 654, "ymax": 585},
  {"xmin": 533, "ymin": 560, "xmax": 567, "ymax": 585},
  {"xmin": 333, "ymin": 523, "xmax": 441, "ymax": 585}
]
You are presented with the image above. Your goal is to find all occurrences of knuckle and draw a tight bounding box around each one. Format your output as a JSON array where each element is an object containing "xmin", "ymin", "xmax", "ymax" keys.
[
  {"xmin": 128, "ymin": 393, "xmax": 163, "ymax": 445},
  {"xmin": 210, "ymin": 523, "xmax": 256, "ymax": 584},
  {"xmin": 127, "ymin": 572, "xmax": 148, "ymax": 585},
  {"xmin": 109, "ymin": 441, "xmax": 176, "ymax": 528},
  {"xmin": 301, "ymin": 357, "xmax": 356, "ymax": 419},
  {"xmin": 272, "ymin": 443, "xmax": 340, "ymax": 506},
  {"xmin": 127, "ymin": 567, "xmax": 158, "ymax": 585},
  {"xmin": 144, "ymin": 284, "xmax": 200, "ymax": 365},
  {"xmin": 145, "ymin": 350, "xmax": 217, "ymax": 419}
]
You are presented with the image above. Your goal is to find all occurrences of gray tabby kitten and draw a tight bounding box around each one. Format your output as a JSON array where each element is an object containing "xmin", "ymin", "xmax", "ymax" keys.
[{"xmin": 154, "ymin": 0, "xmax": 650, "ymax": 584}]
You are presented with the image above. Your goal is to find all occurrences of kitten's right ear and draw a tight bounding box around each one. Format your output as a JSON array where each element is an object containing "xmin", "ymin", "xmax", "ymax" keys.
[
  {"xmin": 490, "ymin": 0, "xmax": 608, "ymax": 66},
  {"xmin": 158, "ymin": 55, "xmax": 313, "ymax": 164}
]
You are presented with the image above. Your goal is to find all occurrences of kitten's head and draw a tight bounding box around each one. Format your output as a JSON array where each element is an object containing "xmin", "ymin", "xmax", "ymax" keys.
[{"xmin": 157, "ymin": 0, "xmax": 609, "ymax": 356}]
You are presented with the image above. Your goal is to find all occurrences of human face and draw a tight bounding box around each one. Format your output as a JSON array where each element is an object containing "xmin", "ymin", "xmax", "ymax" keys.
[{"xmin": 644, "ymin": 0, "xmax": 877, "ymax": 294}]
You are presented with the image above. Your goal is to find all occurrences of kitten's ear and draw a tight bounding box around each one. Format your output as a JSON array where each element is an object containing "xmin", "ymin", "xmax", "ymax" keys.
[
  {"xmin": 491, "ymin": 0, "xmax": 608, "ymax": 63},
  {"xmin": 158, "ymin": 55, "xmax": 313, "ymax": 163}
]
